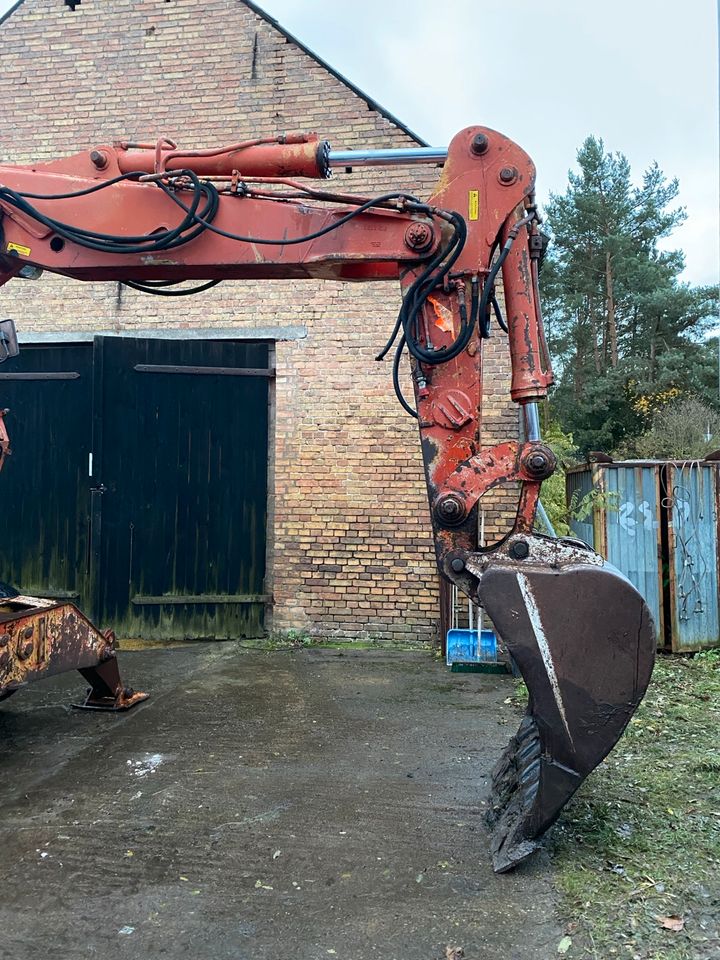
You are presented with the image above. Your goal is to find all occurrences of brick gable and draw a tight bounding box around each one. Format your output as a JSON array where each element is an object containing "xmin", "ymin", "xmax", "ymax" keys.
[{"xmin": 0, "ymin": 0, "xmax": 518, "ymax": 641}]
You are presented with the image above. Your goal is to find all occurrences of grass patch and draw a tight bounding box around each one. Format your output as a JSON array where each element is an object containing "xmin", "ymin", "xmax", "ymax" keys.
[
  {"xmin": 551, "ymin": 650, "xmax": 720, "ymax": 959},
  {"xmin": 513, "ymin": 678, "xmax": 529, "ymax": 705}
]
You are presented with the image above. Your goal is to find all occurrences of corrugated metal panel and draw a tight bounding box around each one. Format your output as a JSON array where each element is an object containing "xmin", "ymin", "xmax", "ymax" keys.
[
  {"xmin": 599, "ymin": 464, "xmax": 664, "ymax": 642},
  {"xmin": 567, "ymin": 466, "xmax": 595, "ymax": 547},
  {"xmin": 667, "ymin": 463, "xmax": 720, "ymax": 652},
  {"xmin": 567, "ymin": 460, "xmax": 720, "ymax": 652},
  {"xmin": 569, "ymin": 464, "xmax": 664, "ymax": 644}
]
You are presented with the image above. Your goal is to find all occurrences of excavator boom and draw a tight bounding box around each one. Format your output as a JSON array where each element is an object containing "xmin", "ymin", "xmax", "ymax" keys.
[{"xmin": 0, "ymin": 125, "xmax": 655, "ymax": 870}]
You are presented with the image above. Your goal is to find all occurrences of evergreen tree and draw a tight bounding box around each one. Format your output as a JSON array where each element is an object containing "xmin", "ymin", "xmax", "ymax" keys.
[{"xmin": 541, "ymin": 138, "xmax": 719, "ymax": 454}]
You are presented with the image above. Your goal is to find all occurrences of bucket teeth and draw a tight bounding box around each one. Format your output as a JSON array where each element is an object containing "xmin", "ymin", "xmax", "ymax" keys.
[
  {"xmin": 487, "ymin": 718, "xmax": 540, "ymax": 828},
  {"xmin": 469, "ymin": 535, "xmax": 656, "ymax": 873}
]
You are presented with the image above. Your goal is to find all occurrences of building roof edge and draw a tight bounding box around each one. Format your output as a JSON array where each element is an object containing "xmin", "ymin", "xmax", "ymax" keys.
[
  {"xmin": 242, "ymin": 0, "xmax": 430, "ymax": 146},
  {"xmin": 0, "ymin": 0, "xmax": 430, "ymax": 147},
  {"xmin": 0, "ymin": 0, "xmax": 25, "ymax": 28}
]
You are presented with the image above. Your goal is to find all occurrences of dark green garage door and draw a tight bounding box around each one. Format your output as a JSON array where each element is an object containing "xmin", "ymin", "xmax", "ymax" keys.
[
  {"xmin": 0, "ymin": 344, "xmax": 93, "ymax": 604},
  {"xmin": 0, "ymin": 337, "xmax": 270, "ymax": 640}
]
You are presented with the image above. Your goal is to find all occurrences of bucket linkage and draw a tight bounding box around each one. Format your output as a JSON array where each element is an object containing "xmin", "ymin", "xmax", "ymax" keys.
[{"xmin": 429, "ymin": 433, "xmax": 656, "ymax": 872}]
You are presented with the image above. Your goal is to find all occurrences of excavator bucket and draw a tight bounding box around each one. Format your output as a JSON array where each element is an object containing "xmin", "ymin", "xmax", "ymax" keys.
[{"xmin": 466, "ymin": 533, "xmax": 656, "ymax": 873}]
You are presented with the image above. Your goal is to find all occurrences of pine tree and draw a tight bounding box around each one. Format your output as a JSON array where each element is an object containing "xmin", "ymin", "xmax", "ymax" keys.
[{"xmin": 541, "ymin": 138, "xmax": 719, "ymax": 454}]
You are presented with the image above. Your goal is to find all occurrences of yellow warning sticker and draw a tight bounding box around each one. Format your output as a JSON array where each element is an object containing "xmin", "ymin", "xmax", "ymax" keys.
[
  {"xmin": 7, "ymin": 242, "xmax": 31, "ymax": 257},
  {"xmin": 468, "ymin": 190, "xmax": 479, "ymax": 221}
]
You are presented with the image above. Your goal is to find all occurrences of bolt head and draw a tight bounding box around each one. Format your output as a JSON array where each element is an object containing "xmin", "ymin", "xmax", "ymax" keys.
[
  {"xmin": 510, "ymin": 540, "xmax": 530, "ymax": 560},
  {"xmin": 522, "ymin": 445, "xmax": 557, "ymax": 480},
  {"xmin": 18, "ymin": 640, "xmax": 34, "ymax": 660},
  {"xmin": 471, "ymin": 133, "xmax": 489, "ymax": 156},
  {"xmin": 434, "ymin": 494, "xmax": 467, "ymax": 527},
  {"xmin": 498, "ymin": 166, "xmax": 518, "ymax": 185},
  {"xmin": 528, "ymin": 454, "xmax": 548, "ymax": 473},
  {"xmin": 450, "ymin": 557, "xmax": 465, "ymax": 573},
  {"xmin": 90, "ymin": 149, "xmax": 108, "ymax": 170},
  {"xmin": 404, "ymin": 222, "xmax": 433, "ymax": 252}
]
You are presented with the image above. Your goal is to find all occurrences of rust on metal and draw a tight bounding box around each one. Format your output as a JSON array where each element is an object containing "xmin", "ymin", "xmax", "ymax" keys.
[
  {"xmin": 0, "ymin": 596, "xmax": 148, "ymax": 710},
  {"xmin": 404, "ymin": 221, "xmax": 434, "ymax": 252},
  {"xmin": 500, "ymin": 212, "xmax": 554, "ymax": 403},
  {"xmin": 114, "ymin": 133, "xmax": 332, "ymax": 179},
  {"xmin": 0, "ymin": 160, "xmax": 435, "ymax": 284},
  {"xmin": 0, "ymin": 409, "xmax": 10, "ymax": 471}
]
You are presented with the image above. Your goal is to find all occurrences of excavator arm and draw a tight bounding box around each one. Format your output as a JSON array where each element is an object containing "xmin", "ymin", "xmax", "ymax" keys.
[{"xmin": 0, "ymin": 125, "xmax": 655, "ymax": 871}]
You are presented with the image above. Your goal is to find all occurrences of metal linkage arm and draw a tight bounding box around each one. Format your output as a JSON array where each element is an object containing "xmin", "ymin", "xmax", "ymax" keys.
[{"xmin": 392, "ymin": 127, "xmax": 556, "ymax": 582}]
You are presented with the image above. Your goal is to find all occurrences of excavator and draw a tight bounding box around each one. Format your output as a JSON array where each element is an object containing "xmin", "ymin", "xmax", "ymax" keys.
[{"xmin": 0, "ymin": 125, "xmax": 656, "ymax": 873}]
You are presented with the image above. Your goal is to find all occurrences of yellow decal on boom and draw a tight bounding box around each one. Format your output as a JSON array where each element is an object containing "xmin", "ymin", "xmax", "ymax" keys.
[
  {"xmin": 468, "ymin": 190, "xmax": 479, "ymax": 221},
  {"xmin": 7, "ymin": 242, "xmax": 31, "ymax": 257}
]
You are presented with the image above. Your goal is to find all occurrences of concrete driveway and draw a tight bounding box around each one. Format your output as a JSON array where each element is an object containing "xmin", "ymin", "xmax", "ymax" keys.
[{"xmin": 0, "ymin": 644, "xmax": 561, "ymax": 959}]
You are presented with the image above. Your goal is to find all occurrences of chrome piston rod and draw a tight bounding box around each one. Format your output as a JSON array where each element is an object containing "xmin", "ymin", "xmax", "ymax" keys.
[
  {"xmin": 328, "ymin": 146, "xmax": 447, "ymax": 168},
  {"xmin": 520, "ymin": 403, "xmax": 557, "ymax": 537}
]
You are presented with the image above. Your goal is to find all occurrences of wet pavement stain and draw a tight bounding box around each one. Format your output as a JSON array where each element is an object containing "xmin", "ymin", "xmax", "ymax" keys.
[{"xmin": 0, "ymin": 645, "xmax": 561, "ymax": 959}]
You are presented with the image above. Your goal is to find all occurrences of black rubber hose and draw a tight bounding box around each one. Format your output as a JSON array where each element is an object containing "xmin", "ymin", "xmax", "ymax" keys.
[
  {"xmin": 400, "ymin": 213, "xmax": 470, "ymax": 365},
  {"xmin": 159, "ymin": 187, "xmax": 429, "ymax": 247},
  {"xmin": 491, "ymin": 294, "xmax": 508, "ymax": 333},
  {"xmin": 18, "ymin": 171, "xmax": 146, "ymax": 200},
  {"xmin": 122, "ymin": 279, "xmax": 222, "ymax": 296},
  {"xmin": 392, "ymin": 336, "xmax": 417, "ymax": 419},
  {"xmin": 0, "ymin": 170, "xmax": 219, "ymax": 253},
  {"xmin": 0, "ymin": 184, "xmax": 207, "ymax": 253}
]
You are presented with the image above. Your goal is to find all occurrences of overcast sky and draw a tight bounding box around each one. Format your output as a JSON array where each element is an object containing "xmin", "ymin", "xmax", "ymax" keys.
[{"xmin": 1, "ymin": 0, "xmax": 718, "ymax": 289}]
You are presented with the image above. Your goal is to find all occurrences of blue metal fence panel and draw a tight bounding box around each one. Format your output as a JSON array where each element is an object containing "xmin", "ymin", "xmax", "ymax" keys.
[
  {"xmin": 567, "ymin": 467, "xmax": 595, "ymax": 547},
  {"xmin": 569, "ymin": 464, "xmax": 663, "ymax": 642},
  {"xmin": 667, "ymin": 463, "xmax": 720, "ymax": 652},
  {"xmin": 602, "ymin": 465, "xmax": 663, "ymax": 637},
  {"xmin": 567, "ymin": 461, "xmax": 719, "ymax": 651}
]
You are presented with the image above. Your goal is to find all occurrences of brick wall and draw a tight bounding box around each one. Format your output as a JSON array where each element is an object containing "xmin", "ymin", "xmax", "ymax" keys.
[{"xmin": 0, "ymin": 0, "xmax": 518, "ymax": 642}]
